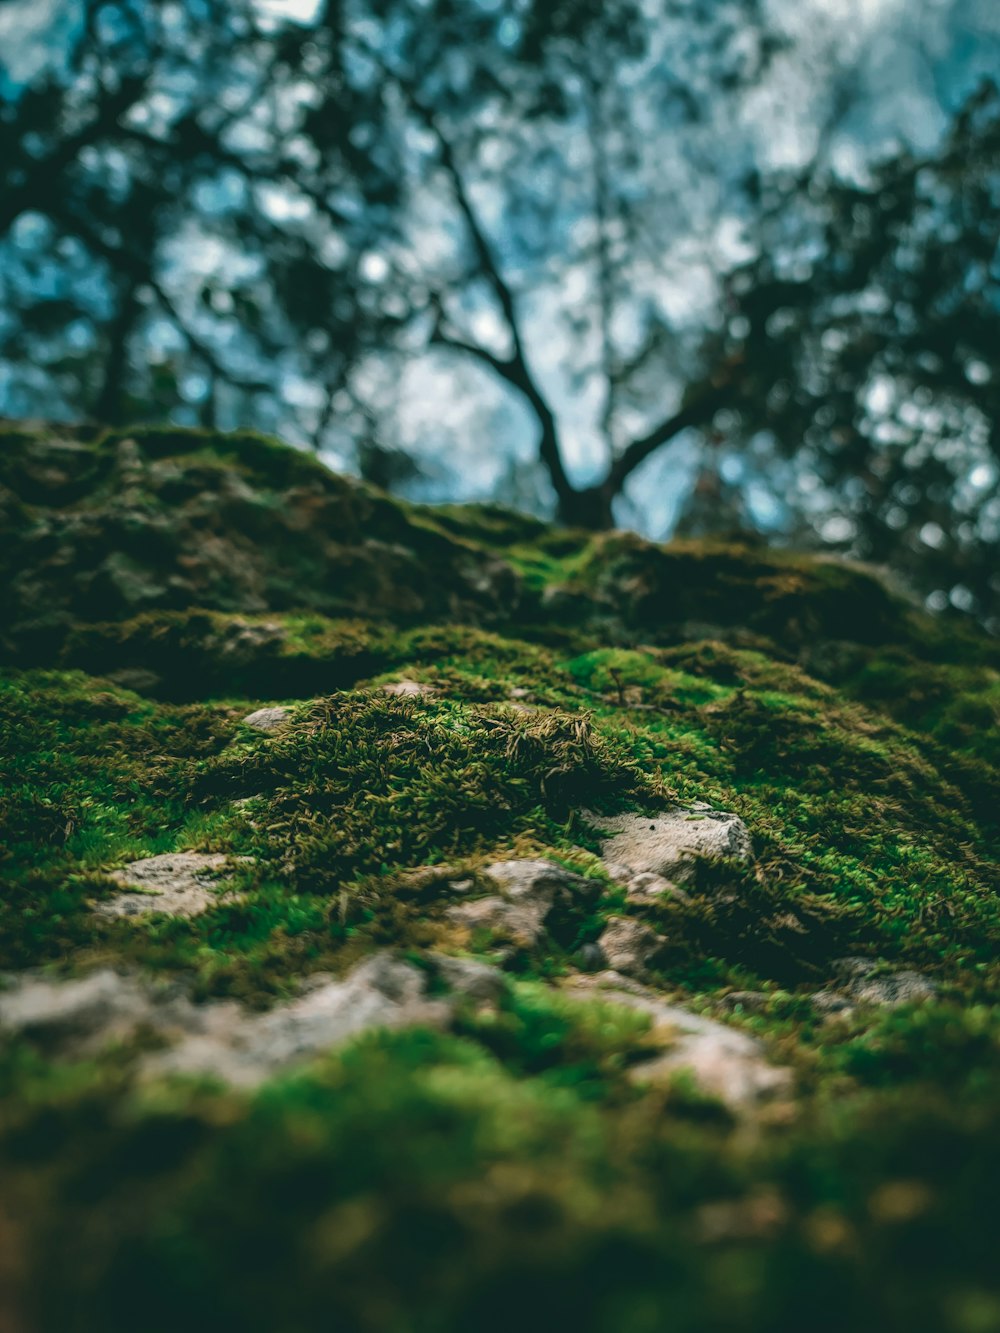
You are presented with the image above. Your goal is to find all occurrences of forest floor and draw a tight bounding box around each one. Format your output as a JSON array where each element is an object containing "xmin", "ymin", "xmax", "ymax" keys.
[{"xmin": 1, "ymin": 423, "xmax": 998, "ymax": 1333}]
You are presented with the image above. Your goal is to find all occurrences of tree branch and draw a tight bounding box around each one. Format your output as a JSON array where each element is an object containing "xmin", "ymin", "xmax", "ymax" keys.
[
  {"xmin": 353, "ymin": 41, "xmax": 577, "ymax": 508},
  {"xmin": 605, "ymin": 372, "xmax": 736, "ymax": 495},
  {"xmin": 0, "ymin": 73, "xmax": 153, "ymax": 236}
]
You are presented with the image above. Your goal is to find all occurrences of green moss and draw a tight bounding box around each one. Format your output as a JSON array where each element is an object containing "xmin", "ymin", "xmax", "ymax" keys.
[
  {"xmin": 2, "ymin": 424, "xmax": 999, "ymax": 1333},
  {"xmin": 62, "ymin": 610, "xmax": 390, "ymax": 700}
]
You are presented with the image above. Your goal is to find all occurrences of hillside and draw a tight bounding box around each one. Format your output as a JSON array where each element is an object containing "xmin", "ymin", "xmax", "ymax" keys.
[{"xmin": 1, "ymin": 423, "xmax": 998, "ymax": 1333}]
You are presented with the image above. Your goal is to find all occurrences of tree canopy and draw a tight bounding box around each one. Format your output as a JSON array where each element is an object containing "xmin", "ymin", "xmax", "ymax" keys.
[{"xmin": 0, "ymin": 0, "xmax": 997, "ymax": 623}]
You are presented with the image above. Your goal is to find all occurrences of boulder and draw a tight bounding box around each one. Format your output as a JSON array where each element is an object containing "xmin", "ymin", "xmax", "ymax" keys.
[
  {"xmin": 445, "ymin": 897, "xmax": 547, "ymax": 949},
  {"xmin": 623, "ymin": 871, "xmax": 691, "ymax": 906}
]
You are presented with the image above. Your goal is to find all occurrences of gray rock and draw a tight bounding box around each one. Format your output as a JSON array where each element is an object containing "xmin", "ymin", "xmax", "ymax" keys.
[
  {"xmin": 446, "ymin": 896, "xmax": 547, "ymax": 949},
  {"xmin": 830, "ymin": 957, "xmax": 936, "ymax": 1007},
  {"xmin": 106, "ymin": 667, "xmax": 162, "ymax": 694},
  {"xmin": 624, "ymin": 871, "xmax": 690, "ymax": 906},
  {"xmin": 585, "ymin": 806, "xmax": 753, "ymax": 884},
  {"xmin": 717, "ymin": 990, "xmax": 772, "ymax": 1016},
  {"xmin": 483, "ymin": 859, "xmax": 600, "ymax": 909},
  {"xmin": 596, "ymin": 916, "xmax": 668, "ymax": 977},
  {"xmin": 382, "ymin": 679, "xmax": 432, "ymax": 698},
  {"xmin": 157, "ymin": 954, "xmax": 449, "ymax": 1086},
  {"xmin": 217, "ymin": 620, "xmax": 286, "ymax": 660},
  {"xmin": 0, "ymin": 969, "xmax": 148, "ymax": 1042},
  {"xmin": 1, "ymin": 955, "xmax": 452, "ymax": 1088},
  {"xmin": 242, "ymin": 705, "xmax": 292, "ymax": 732},
  {"xmin": 578, "ymin": 943, "xmax": 606, "ymax": 972},
  {"xmin": 95, "ymin": 852, "xmax": 242, "ymax": 919},
  {"xmin": 811, "ymin": 990, "xmax": 854, "ymax": 1016},
  {"xmin": 565, "ymin": 974, "xmax": 791, "ymax": 1112},
  {"xmin": 446, "ymin": 860, "xmax": 600, "ymax": 950},
  {"xmin": 430, "ymin": 954, "xmax": 506, "ymax": 1003}
]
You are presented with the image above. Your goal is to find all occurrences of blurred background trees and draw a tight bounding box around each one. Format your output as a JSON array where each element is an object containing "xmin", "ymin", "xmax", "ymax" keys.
[{"xmin": 1, "ymin": 0, "xmax": 998, "ymax": 626}]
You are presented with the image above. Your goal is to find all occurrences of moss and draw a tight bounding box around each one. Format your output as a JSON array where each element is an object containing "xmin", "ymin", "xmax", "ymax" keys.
[
  {"xmin": 2, "ymin": 424, "xmax": 999, "ymax": 1333},
  {"xmin": 61, "ymin": 610, "xmax": 390, "ymax": 700}
]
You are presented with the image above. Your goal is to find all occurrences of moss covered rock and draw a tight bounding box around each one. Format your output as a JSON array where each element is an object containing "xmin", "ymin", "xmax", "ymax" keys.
[{"xmin": 1, "ymin": 424, "xmax": 998, "ymax": 1333}]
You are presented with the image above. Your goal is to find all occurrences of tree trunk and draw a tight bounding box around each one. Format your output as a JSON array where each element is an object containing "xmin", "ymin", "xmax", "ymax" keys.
[{"xmin": 556, "ymin": 484, "xmax": 616, "ymax": 531}]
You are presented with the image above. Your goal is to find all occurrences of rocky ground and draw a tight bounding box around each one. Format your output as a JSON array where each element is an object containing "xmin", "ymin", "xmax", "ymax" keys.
[{"xmin": 1, "ymin": 422, "xmax": 998, "ymax": 1333}]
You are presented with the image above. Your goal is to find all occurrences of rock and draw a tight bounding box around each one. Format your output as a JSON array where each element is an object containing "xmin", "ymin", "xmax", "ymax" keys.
[
  {"xmin": 0, "ymin": 970, "xmax": 149, "ymax": 1043},
  {"xmin": 382, "ymin": 679, "xmax": 432, "ymax": 698},
  {"xmin": 105, "ymin": 667, "xmax": 162, "ymax": 694},
  {"xmin": 603, "ymin": 861, "xmax": 635, "ymax": 886},
  {"xmin": 242, "ymin": 705, "xmax": 292, "ymax": 732},
  {"xmin": 147, "ymin": 954, "xmax": 450, "ymax": 1086},
  {"xmin": 585, "ymin": 806, "xmax": 753, "ymax": 884},
  {"xmin": 596, "ymin": 916, "xmax": 668, "ymax": 977},
  {"xmin": 578, "ymin": 943, "xmax": 606, "ymax": 972},
  {"xmin": 829, "ymin": 957, "xmax": 936, "ymax": 1007},
  {"xmin": 219, "ymin": 619, "xmax": 286, "ymax": 659},
  {"xmin": 624, "ymin": 871, "xmax": 690, "ymax": 906},
  {"xmin": 811, "ymin": 990, "xmax": 854, "ymax": 1016},
  {"xmin": 446, "ymin": 860, "xmax": 600, "ymax": 950},
  {"xmin": 1, "ymin": 955, "xmax": 453, "ymax": 1088},
  {"xmin": 482, "ymin": 859, "xmax": 600, "ymax": 909},
  {"xmin": 717, "ymin": 990, "xmax": 772, "ymax": 1016},
  {"xmin": 430, "ymin": 954, "xmax": 506, "ymax": 1003},
  {"xmin": 565, "ymin": 974, "xmax": 791, "ymax": 1112},
  {"xmin": 446, "ymin": 896, "xmax": 547, "ymax": 949},
  {"xmin": 95, "ymin": 852, "xmax": 241, "ymax": 919}
]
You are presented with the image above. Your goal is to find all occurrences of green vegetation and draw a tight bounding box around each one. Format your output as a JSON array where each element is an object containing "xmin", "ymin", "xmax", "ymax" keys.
[{"xmin": 1, "ymin": 427, "xmax": 997, "ymax": 1332}]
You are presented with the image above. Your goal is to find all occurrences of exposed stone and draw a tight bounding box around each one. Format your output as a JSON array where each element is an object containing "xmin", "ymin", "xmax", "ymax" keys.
[
  {"xmin": 446, "ymin": 897, "xmax": 547, "ymax": 949},
  {"xmin": 603, "ymin": 861, "xmax": 635, "ymax": 886},
  {"xmin": 105, "ymin": 667, "xmax": 162, "ymax": 694},
  {"xmin": 446, "ymin": 860, "xmax": 601, "ymax": 950},
  {"xmin": 382, "ymin": 679, "xmax": 432, "ymax": 698},
  {"xmin": 578, "ymin": 943, "xmax": 606, "ymax": 971},
  {"xmin": 811, "ymin": 990, "xmax": 854, "ymax": 1016},
  {"xmin": 830, "ymin": 957, "xmax": 937, "ymax": 1007},
  {"xmin": 565, "ymin": 974, "xmax": 791, "ymax": 1112},
  {"xmin": 430, "ymin": 954, "xmax": 506, "ymax": 1004},
  {"xmin": 242, "ymin": 705, "xmax": 293, "ymax": 732},
  {"xmin": 717, "ymin": 990, "xmax": 772, "ymax": 1016},
  {"xmin": 596, "ymin": 916, "xmax": 668, "ymax": 978},
  {"xmin": 1, "ymin": 956, "xmax": 452, "ymax": 1088},
  {"xmin": 151, "ymin": 954, "xmax": 450, "ymax": 1086},
  {"xmin": 624, "ymin": 871, "xmax": 690, "ymax": 906},
  {"xmin": 94, "ymin": 852, "xmax": 242, "ymax": 919},
  {"xmin": 0, "ymin": 969, "xmax": 153, "ymax": 1044},
  {"xmin": 482, "ymin": 859, "xmax": 600, "ymax": 910},
  {"xmin": 585, "ymin": 806, "xmax": 753, "ymax": 884},
  {"xmin": 219, "ymin": 619, "xmax": 286, "ymax": 659}
]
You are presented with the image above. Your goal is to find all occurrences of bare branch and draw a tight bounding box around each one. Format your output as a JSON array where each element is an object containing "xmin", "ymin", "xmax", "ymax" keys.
[
  {"xmin": 352, "ymin": 39, "xmax": 577, "ymax": 508},
  {"xmin": 606, "ymin": 371, "xmax": 737, "ymax": 494}
]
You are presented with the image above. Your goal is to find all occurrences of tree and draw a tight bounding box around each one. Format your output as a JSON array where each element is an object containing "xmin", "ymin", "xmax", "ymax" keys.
[
  {"xmin": 1, "ymin": 0, "xmax": 997, "ymax": 623},
  {"xmin": 714, "ymin": 80, "xmax": 1000, "ymax": 623}
]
